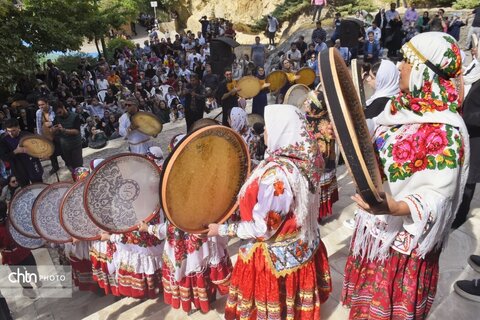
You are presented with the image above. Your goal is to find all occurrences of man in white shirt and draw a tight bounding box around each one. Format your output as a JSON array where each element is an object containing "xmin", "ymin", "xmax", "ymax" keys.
[
  {"xmin": 285, "ymin": 43, "xmax": 302, "ymax": 70},
  {"xmin": 385, "ymin": 3, "xmax": 399, "ymax": 29},
  {"xmin": 366, "ymin": 21, "xmax": 382, "ymax": 43},
  {"xmin": 96, "ymin": 75, "xmax": 109, "ymax": 92},
  {"xmin": 267, "ymin": 15, "xmax": 279, "ymax": 49},
  {"xmin": 179, "ymin": 64, "xmax": 192, "ymax": 82},
  {"xmin": 119, "ymin": 98, "xmax": 153, "ymax": 155}
]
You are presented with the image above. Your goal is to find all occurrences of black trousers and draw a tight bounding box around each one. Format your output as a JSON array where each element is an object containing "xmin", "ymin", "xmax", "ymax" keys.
[{"xmin": 452, "ymin": 183, "xmax": 477, "ymax": 229}]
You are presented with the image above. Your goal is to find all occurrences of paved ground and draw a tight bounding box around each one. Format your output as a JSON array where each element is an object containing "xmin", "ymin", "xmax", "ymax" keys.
[{"xmin": 3, "ymin": 102, "xmax": 480, "ymax": 319}]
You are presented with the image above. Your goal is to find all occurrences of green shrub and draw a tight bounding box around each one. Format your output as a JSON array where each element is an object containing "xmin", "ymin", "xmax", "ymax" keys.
[
  {"xmin": 106, "ymin": 38, "xmax": 136, "ymax": 59},
  {"xmin": 453, "ymin": 0, "xmax": 479, "ymax": 9},
  {"xmin": 54, "ymin": 53, "xmax": 97, "ymax": 74}
]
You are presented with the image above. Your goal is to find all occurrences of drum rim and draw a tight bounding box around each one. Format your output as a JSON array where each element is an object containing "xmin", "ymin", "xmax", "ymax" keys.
[
  {"xmin": 19, "ymin": 134, "xmax": 54, "ymax": 159},
  {"xmin": 351, "ymin": 59, "xmax": 367, "ymax": 108},
  {"xmin": 188, "ymin": 118, "xmax": 221, "ymax": 134},
  {"xmin": 7, "ymin": 221, "xmax": 45, "ymax": 250},
  {"xmin": 131, "ymin": 111, "xmax": 163, "ymax": 136},
  {"xmin": 160, "ymin": 125, "xmax": 251, "ymax": 233},
  {"xmin": 236, "ymin": 75, "xmax": 262, "ymax": 99},
  {"xmin": 318, "ymin": 48, "xmax": 384, "ymax": 207},
  {"xmin": 284, "ymin": 83, "xmax": 310, "ymax": 107},
  {"xmin": 8, "ymin": 182, "xmax": 49, "ymax": 238},
  {"xmin": 60, "ymin": 179, "xmax": 101, "ymax": 241},
  {"xmin": 84, "ymin": 153, "xmax": 161, "ymax": 234},
  {"xmin": 295, "ymin": 67, "xmax": 316, "ymax": 86},
  {"xmin": 31, "ymin": 181, "xmax": 73, "ymax": 244}
]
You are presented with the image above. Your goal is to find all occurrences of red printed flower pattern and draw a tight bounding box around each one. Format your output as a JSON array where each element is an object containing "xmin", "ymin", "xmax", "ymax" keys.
[{"xmin": 383, "ymin": 124, "xmax": 462, "ymax": 182}]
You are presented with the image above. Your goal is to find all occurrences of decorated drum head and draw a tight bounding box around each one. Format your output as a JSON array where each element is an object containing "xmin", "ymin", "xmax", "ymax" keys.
[
  {"xmin": 84, "ymin": 153, "xmax": 161, "ymax": 233},
  {"xmin": 161, "ymin": 125, "xmax": 251, "ymax": 233},
  {"xmin": 9, "ymin": 183, "xmax": 48, "ymax": 238},
  {"xmin": 266, "ymin": 70, "xmax": 288, "ymax": 92},
  {"xmin": 19, "ymin": 135, "xmax": 54, "ymax": 159},
  {"xmin": 8, "ymin": 222, "xmax": 45, "ymax": 250},
  {"xmin": 131, "ymin": 111, "xmax": 163, "ymax": 136},
  {"xmin": 60, "ymin": 180, "xmax": 101, "ymax": 241},
  {"xmin": 32, "ymin": 182, "xmax": 73, "ymax": 243},
  {"xmin": 351, "ymin": 59, "xmax": 367, "ymax": 109},
  {"xmin": 188, "ymin": 118, "xmax": 220, "ymax": 134},
  {"xmin": 284, "ymin": 84, "xmax": 310, "ymax": 108},
  {"xmin": 318, "ymin": 48, "xmax": 385, "ymax": 209},
  {"xmin": 236, "ymin": 76, "xmax": 262, "ymax": 99},
  {"xmin": 295, "ymin": 67, "xmax": 316, "ymax": 86}
]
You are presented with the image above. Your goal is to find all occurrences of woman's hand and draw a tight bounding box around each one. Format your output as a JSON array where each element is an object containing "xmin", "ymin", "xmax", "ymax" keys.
[
  {"xmin": 138, "ymin": 221, "xmax": 149, "ymax": 233},
  {"xmin": 351, "ymin": 193, "xmax": 410, "ymax": 216},
  {"xmin": 100, "ymin": 232, "xmax": 111, "ymax": 241},
  {"xmin": 207, "ymin": 223, "xmax": 220, "ymax": 237}
]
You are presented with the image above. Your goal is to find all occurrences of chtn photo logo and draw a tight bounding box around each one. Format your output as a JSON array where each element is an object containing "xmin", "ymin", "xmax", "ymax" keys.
[{"xmin": 8, "ymin": 268, "xmax": 66, "ymax": 283}]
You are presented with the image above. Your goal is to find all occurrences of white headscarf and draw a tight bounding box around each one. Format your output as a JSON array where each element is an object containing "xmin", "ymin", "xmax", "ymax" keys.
[
  {"xmin": 463, "ymin": 58, "xmax": 480, "ymax": 97},
  {"xmin": 365, "ymin": 60, "xmax": 400, "ymax": 106},
  {"xmin": 229, "ymin": 107, "xmax": 248, "ymax": 133},
  {"xmin": 239, "ymin": 104, "xmax": 324, "ymax": 243},
  {"xmin": 146, "ymin": 146, "xmax": 164, "ymax": 166}
]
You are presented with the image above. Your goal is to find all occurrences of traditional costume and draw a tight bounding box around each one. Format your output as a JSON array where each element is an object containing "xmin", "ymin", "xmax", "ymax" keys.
[
  {"xmin": 218, "ymin": 104, "xmax": 331, "ymax": 319},
  {"xmin": 146, "ymin": 138, "xmax": 232, "ymax": 313},
  {"xmin": 305, "ymin": 91, "xmax": 338, "ymax": 219},
  {"xmin": 87, "ymin": 159, "xmax": 120, "ymax": 296},
  {"xmin": 342, "ymin": 32, "xmax": 469, "ymax": 319},
  {"xmin": 229, "ymin": 108, "xmax": 262, "ymax": 166},
  {"xmin": 119, "ymin": 112, "xmax": 153, "ymax": 155}
]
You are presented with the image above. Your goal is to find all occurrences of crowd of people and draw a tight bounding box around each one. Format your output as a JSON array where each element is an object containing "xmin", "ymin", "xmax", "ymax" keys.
[{"xmin": 0, "ymin": 3, "xmax": 479, "ymax": 320}]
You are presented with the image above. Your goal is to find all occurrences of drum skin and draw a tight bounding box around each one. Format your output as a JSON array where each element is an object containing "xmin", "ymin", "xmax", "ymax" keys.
[
  {"xmin": 19, "ymin": 135, "xmax": 54, "ymax": 159},
  {"xmin": 131, "ymin": 111, "xmax": 163, "ymax": 136},
  {"xmin": 295, "ymin": 67, "xmax": 316, "ymax": 86},
  {"xmin": 351, "ymin": 59, "xmax": 367, "ymax": 108},
  {"xmin": 9, "ymin": 183, "xmax": 48, "ymax": 238},
  {"xmin": 60, "ymin": 180, "xmax": 101, "ymax": 241},
  {"xmin": 8, "ymin": 222, "xmax": 45, "ymax": 250},
  {"xmin": 188, "ymin": 118, "xmax": 221, "ymax": 134},
  {"xmin": 84, "ymin": 153, "xmax": 161, "ymax": 233},
  {"xmin": 247, "ymin": 113, "xmax": 265, "ymax": 128},
  {"xmin": 236, "ymin": 76, "xmax": 262, "ymax": 99},
  {"xmin": 284, "ymin": 84, "xmax": 310, "ymax": 108},
  {"xmin": 266, "ymin": 70, "xmax": 288, "ymax": 92},
  {"xmin": 318, "ymin": 48, "xmax": 386, "ymax": 209},
  {"xmin": 32, "ymin": 182, "xmax": 73, "ymax": 244},
  {"xmin": 161, "ymin": 125, "xmax": 251, "ymax": 233}
]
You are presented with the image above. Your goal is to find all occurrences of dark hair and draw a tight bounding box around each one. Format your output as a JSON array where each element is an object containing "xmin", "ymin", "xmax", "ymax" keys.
[
  {"xmin": 224, "ymin": 67, "xmax": 232, "ymax": 73},
  {"xmin": 4, "ymin": 118, "xmax": 19, "ymax": 129},
  {"xmin": 37, "ymin": 97, "xmax": 48, "ymax": 104},
  {"xmin": 0, "ymin": 201, "xmax": 7, "ymax": 221},
  {"xmin": 368, "ymin": 31, "xmax": 374, "ymax": 36},
  {"xmin": 51, "ymin": 100, "xmax": 66, "ymax": 113},
  {"xmin": 371, "ymin": 61, "xmax": 382, "ymax": 77}
]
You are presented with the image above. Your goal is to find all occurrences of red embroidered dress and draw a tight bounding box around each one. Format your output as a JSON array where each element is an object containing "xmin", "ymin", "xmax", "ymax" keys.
[
  {"xmin": 342, "ymin": 33, "xmax": 469, "ymax": 320},
  {"xmin": 219, "ymin": 105, "xmax": 332, "ymax": 320},
  {"xmin": 65, "ymin": 241, "xmax": 97, "ymax": 292}
]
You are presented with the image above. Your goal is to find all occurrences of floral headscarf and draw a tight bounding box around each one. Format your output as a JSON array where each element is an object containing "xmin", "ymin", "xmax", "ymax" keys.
[
  {"xmin": 240, "ymin": 104, "xmax": 324, "ymax": 243},
  {"xmin": 230, "ymin": 107, "xmax": 256, "ymax": 147},
  {"xmin": 386, "ymin": 33, "xmax": 463, "ymax": 121}
]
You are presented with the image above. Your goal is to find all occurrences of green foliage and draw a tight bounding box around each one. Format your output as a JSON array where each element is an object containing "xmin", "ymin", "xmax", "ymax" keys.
[
  {"xmin": 54, "ymin": 54, "xmax": 97, "ymax": 74},
  {"xmin": 453, "ymin": 0, "xmax": 479, "ymax": 9},
  {"xmin": 106, "ymin": 38, "xmax": 136, "ymax": 58}
]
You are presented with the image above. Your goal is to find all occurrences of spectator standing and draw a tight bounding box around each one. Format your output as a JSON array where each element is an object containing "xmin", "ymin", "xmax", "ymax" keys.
[
  {"xmin": 183, "ymin": 74, "xmax": 206, "ymax": 131},
  {"xmin": 251, "ymin": 36, "xmax": 267, "ymax": 68},
  {"xmin": 312, "ymin": 20, "xmax": 327, "ymax": 44},
  {"xmin": 429, "ymin": 9, "xmax": 447, "ymax": 32},
  {"xmin": 403, "ymin": 3, "xmax": 418, "ymax": 26},
  {"xmin": 448, "ymin": 14, "xmax": 466, "ymax": 42},
  {"xmin": 331, "ymin": 12, "xmax": 342, "ymax": 42},
  {"xmin": 0, "ymin": 119, "xmax": 43, "ymax": 186},
  {"xmin": 466, "ymin": 7, "xmax": 480, "ymax": 50},
  {"xmin": 51, "ymin": 101, "xmax": 83, "ymax": 171},
  {"xmin": 374, "ymin": 8, "xmax": 388, "ymax": 47},
  {"xmin": 266, "ymin": 15, "xmax": 279, "ymax": 49},
  {"xmin": 311, "ymin": 0, "xmax": 326, "ymax": 22}
]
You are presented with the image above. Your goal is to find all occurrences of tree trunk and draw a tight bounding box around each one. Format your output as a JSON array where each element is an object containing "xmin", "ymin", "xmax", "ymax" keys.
[
  {"xmin": 94, "ymin": 36, "xmax": 102, "ymax": 58},
  {"xmin": 100, "ymin": 35, "xmax": 108, "ymax": 61}
]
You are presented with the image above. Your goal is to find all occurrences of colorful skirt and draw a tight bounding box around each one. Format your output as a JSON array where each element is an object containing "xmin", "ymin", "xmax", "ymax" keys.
[
  {"xmin": 225, "ymin": 241, "xmax": 331, "ymax": 320},
  {"xmin": 318, "ymin": 170, "xmax": 338, "ymax": 219},
  {"xmin": 70, "ymin": 256, "xmax": 98, "ymax": 292},
  {"xmin": 90, "ymin": 242, "xmax": 119, "ymax": 296},
  {"xmin": 342, "ymin": 247, "xmax": 440, "ymax": 320},
  {"xmin": 114, "ymin": 245, "xmax": 163, "ymax": 299},
  {"xmin": 162, "ymin": 256, "xmax": 232, "ymax": 313}
]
